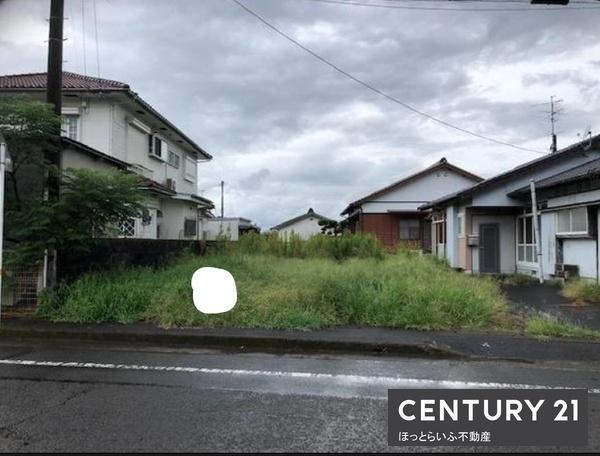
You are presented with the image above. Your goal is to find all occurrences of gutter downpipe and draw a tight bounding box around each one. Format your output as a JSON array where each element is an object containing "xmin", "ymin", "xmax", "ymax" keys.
[{"xmin": 530, "ymin": 179, "xmax": 544, "ymax": 283}]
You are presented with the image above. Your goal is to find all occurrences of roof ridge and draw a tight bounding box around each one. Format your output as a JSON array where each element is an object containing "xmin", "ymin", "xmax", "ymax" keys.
[{"xmin": 340, "ymin": 158, "xmax": 483, "ymax": 215}]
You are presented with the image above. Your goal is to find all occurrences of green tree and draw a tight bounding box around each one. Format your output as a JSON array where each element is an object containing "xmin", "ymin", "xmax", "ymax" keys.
[
  {"xmin": 0, "ymin": 97, "xmax": 61, "ymax": 207},
  {"xmin": 1, "ymin": 98, "xmax": 148, "ymax": 269}
]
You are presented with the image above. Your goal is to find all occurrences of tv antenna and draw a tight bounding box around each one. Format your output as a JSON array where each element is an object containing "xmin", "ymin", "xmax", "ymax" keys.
[{"xmin": 577, "ymin": 124, "xmax": 592, "ymax": 151}]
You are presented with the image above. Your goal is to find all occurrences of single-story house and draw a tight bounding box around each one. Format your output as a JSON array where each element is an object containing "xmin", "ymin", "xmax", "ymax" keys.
[
  {"xmin": 508, "ymin": 157, "xmax": 600, "ymax": 281},
  {"xmin": 271, "ymin": 208, "xmax": 334, "ymax": 240},
  {"xmin": 341, "ymin": 158, "xmax": 483, "ymax": 249},
  {"xmin": 200, "ymin": 217, "xmax": 259, "ymax": 241},
  {"xmin": 421, "ymin": 135, "xmax": 600, "ymax": 278}
]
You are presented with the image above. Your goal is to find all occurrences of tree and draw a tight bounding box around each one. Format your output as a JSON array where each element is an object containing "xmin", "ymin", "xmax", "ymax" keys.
[
  {"xmin": 0, "ymin": 97, "xmax": 61, "ymax": 208},
  {"xmin": 1, "ymin": 98, "xmax": 148, "ymax": 269},
  {"xmin": 318, "ymin": 218, "xmax": 352, "ymax": 236}
]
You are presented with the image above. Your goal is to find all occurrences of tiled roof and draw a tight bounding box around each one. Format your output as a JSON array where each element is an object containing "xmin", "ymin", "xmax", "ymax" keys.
[
  {"xmin": 0, "ymin": 72, "xmax": 129, "ymax": 91},
  {"xmin": 507, "ymin": 157, "xmax": 600, "ymax": 197},
  {"xmin": 0, "ymin": 71, "xmax": 212, "ymax": 160}
]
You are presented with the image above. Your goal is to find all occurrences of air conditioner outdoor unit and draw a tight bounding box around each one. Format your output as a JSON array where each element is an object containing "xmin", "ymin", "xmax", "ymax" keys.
[
  {"xmin": 165, "ymin": 178, "xmax": 176, "ymax": 191},
  {"xmin": 555, "ymin": 263, "xmax": 579, "ymax": 279}
]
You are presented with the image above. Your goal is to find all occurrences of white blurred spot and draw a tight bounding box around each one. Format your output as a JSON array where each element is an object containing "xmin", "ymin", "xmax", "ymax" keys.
[{"xmin": 191, "ymin": 267, "xmax": 237, "ymax": 314}]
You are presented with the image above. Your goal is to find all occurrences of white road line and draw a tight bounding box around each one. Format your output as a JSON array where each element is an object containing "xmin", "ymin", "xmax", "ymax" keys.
[{"xmin": 1, "ymin": 358, "xmax": 598, "ymax": 394}]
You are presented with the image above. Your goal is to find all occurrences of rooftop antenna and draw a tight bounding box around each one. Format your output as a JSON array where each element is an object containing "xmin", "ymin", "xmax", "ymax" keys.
[
  {"xmin": 577, "ymin": 125, "xmax": 592, "ymax": 151},
  {"xmin": 548, "ymin": 96, "xmax": 563, "ymax": 153}
]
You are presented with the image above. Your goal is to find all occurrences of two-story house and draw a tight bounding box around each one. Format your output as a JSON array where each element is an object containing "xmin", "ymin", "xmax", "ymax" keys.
[{"xmin": 0, "ymin": 71, "xmax": 214, "ymax": 240}]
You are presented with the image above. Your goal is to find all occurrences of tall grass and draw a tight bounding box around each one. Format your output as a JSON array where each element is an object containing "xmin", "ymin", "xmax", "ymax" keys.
[
  {"xmin": 231, "ymin": 231, "xmax": 385, "ymax": 260},
  {"xmin": 563, "ymin": 280, "xmax": 600, "ymax": 303},
  {"xmin": 39, "ymin": 237, "xmax": 507, "ymax": 331}
]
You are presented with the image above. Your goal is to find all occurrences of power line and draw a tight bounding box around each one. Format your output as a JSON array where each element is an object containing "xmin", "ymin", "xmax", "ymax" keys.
[
  {"xmin": 231, "ymin": 0, "xmax": 545, "ymax": 154},
  {"xmin": 305, "ymin": 0, "xmax": 600, "ymax": 11}
]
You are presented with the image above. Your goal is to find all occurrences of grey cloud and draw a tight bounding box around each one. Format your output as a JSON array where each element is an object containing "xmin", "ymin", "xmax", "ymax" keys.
[{"xmin": 2, "ymin": 0, "xmax": 600, "ymax": 228}]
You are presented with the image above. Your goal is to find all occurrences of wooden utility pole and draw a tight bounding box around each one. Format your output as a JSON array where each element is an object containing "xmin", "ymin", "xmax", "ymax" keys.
[
  {"xmin": 47, "ymin": 0, "xmax": 64, "ymax": 116},
  {"xmin": 45, "ymin": 0, "xmax": 64, "ymax": 290},
  {"xmin": 220, "ymin": 180, "xmax": 224, "ymax": 218}
]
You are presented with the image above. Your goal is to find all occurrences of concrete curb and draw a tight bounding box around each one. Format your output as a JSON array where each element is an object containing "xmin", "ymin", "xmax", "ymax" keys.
[{"xmin": 0, "ymin": 326, "xmax": 466, "ymax": 360}]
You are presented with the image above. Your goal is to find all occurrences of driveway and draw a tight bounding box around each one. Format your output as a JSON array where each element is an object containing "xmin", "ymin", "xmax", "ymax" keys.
[{"xmin": 504, "ymin": 283, "xmax": 600, "ymax": 330}]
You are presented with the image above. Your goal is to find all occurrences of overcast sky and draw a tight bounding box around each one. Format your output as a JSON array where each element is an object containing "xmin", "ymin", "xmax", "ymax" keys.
[{"xmin": 1, "ymin": 0, "xmax": 600, "ymax": 228}]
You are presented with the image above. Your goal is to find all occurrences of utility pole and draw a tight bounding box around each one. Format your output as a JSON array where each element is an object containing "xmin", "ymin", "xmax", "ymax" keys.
[
  {"xmin": 549, "ymin": 95, "xmax": 563, "ymax": 153},
  {"xmin": 47, "ymin": 0, "xmax": 64, "ymax": 116},
  {"xmin": 45, "ymin": 0, "xmax": 65, "ymax": 290},
  {"xmin": 220, "ymin": 180, "xmax": 224, "ymax": 218},
  {"xmin": 0, "ymin": 135, "xmax": 7, "ymax": 323}
]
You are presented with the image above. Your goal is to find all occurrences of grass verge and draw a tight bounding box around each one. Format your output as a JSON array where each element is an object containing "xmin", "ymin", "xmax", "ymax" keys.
[{"xmin": 525, "ymin": 315, "xmax": 600, "ymax": 339}]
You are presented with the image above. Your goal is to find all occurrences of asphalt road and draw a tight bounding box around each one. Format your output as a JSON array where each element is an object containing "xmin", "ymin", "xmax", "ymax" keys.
[{"xmin": 0, "ymin": 337, "xmax": 599, "ymax": 453}]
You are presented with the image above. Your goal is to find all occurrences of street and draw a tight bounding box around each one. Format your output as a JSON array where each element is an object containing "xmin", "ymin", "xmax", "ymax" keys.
[{"xmin": 0, "ymin": 338, "xmax": 599, "ymax": 452}]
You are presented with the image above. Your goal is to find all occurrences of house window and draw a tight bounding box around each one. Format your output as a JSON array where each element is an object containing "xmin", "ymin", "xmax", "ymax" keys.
[
  {"xmin": 119, "ymin": 218, "xmax": 136, "ymax": 237},
  {"xmin": 185, "ymin": 156, "xmax": 196, "ymax": 182},
  {"xmin": 556, "ymin": 207, "xmax": 588, "ymax": 235},
  {"xmin": 184, "ymin": 218, "xmax": 197, "ymax": 237},
  {"xmin": 434, "ymin": 219, "xmax": 446, "ymax": 244},
  {"xmin": 168, "ymin": 150, "xmax": 180, "ymax": 168},
  {"xmin": 399, "ymin": 218, "xmax": 420, "ymax": 241},
  {"xmin": 62, "ymin": 115, "xmax": 79, "ymax": 140},
  {"xmin": 517, "ymin": 214, "xmax": 537, "ymax": 264}
]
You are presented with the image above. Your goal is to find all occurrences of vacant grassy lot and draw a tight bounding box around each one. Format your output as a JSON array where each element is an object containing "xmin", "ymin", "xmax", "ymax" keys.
[{"xmin": 39, "ymin": 235, "xmax": 508, "ymax": 331}]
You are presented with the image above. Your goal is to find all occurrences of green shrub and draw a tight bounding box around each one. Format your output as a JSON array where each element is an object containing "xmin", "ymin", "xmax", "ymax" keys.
[
  {"xmin": 563, "ymin": 280, "xmax": 600, "ymax": 303},
  {"xmin": 236, "ymin": 232, "xmax": 385, "ymax": 260}
]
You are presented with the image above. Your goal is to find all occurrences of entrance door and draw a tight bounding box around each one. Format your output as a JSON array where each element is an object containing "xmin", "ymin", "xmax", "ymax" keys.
[{"xmin": 479, "ymin": 223, "xmax": 500, "ymax": 273}]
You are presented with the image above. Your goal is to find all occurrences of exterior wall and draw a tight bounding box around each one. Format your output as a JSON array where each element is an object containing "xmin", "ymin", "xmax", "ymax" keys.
[
  {"xmin": 61, "ymin": 147, "xmax": 118, "ymax": 172},
  {"xmin": 361, "ymin": 169, "xmax": 478, "ymax": 213},
  {"xmin": 541, "ymin": 201, "xmax": 599, "ymax": 281},
  {"xmin": 540, "ymin": 211, "xmax": 557, "ymax": 280},
  {"xmin": 75, "ymin": 99, "xmax": 112, "ymax": 154},
  {"xmin": 445, "ymin": 205, "xmax": 458, "ymax": 267},
  {"xmin": 547, "ymin": 189, "xmax": 600, "ymax": 209},
  {"xmin": 457, "ymin": 206, "xmax": 468, "ymax": 270},
  {"xmin": 361, "ymin": 213, "xmax": 399, "ymax": 247},
  {"xmin": 361, "ymin": 213, "xmax": 425, "ymax": 249},
  {"xmin": 562, "ymin": 239, "xmax": 597, "ymax": 279},
  {"xmin": 159, "ymin": 199, "xmax": 199, "ymax": 240},
  {"xmin": 135, "ymin": 197, "xmax": 160, "ymax": 240},
  {"xmin": 117, "ymin": 104, "xmax": 197, "ymax": 195},
  {"xmin": 201, "ymin": 219, "xmax": 241, "ymax": 241},
  {"xmin": 276, "ymin": 217, "xmax": 326, "ymax": 240},
  {"xmin": 470, "ymin": 214, "xmax": 516, "ymax": 274}
]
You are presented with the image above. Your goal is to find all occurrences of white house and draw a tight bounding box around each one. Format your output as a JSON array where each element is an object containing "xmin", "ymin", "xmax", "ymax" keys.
[
  {"xmin": 271, "ymin": 208, "xmax": 334, "ymax": 240},
  {"xmin": 421, "ymin": 135, "xmax": 600, "ymax": 279},
  {"xmin": 0, "ymin": 71, "xmax": 214, "ymax": 240},
  {"xmin": 341, "ymin": 158, "xmax": 483, "ymax": 249}
]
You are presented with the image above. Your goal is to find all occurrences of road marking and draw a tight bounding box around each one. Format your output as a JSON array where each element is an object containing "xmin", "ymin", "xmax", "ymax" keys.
[{"xmin": 1, "ymin": 358, "xmax": 599, "ymax": 394}]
